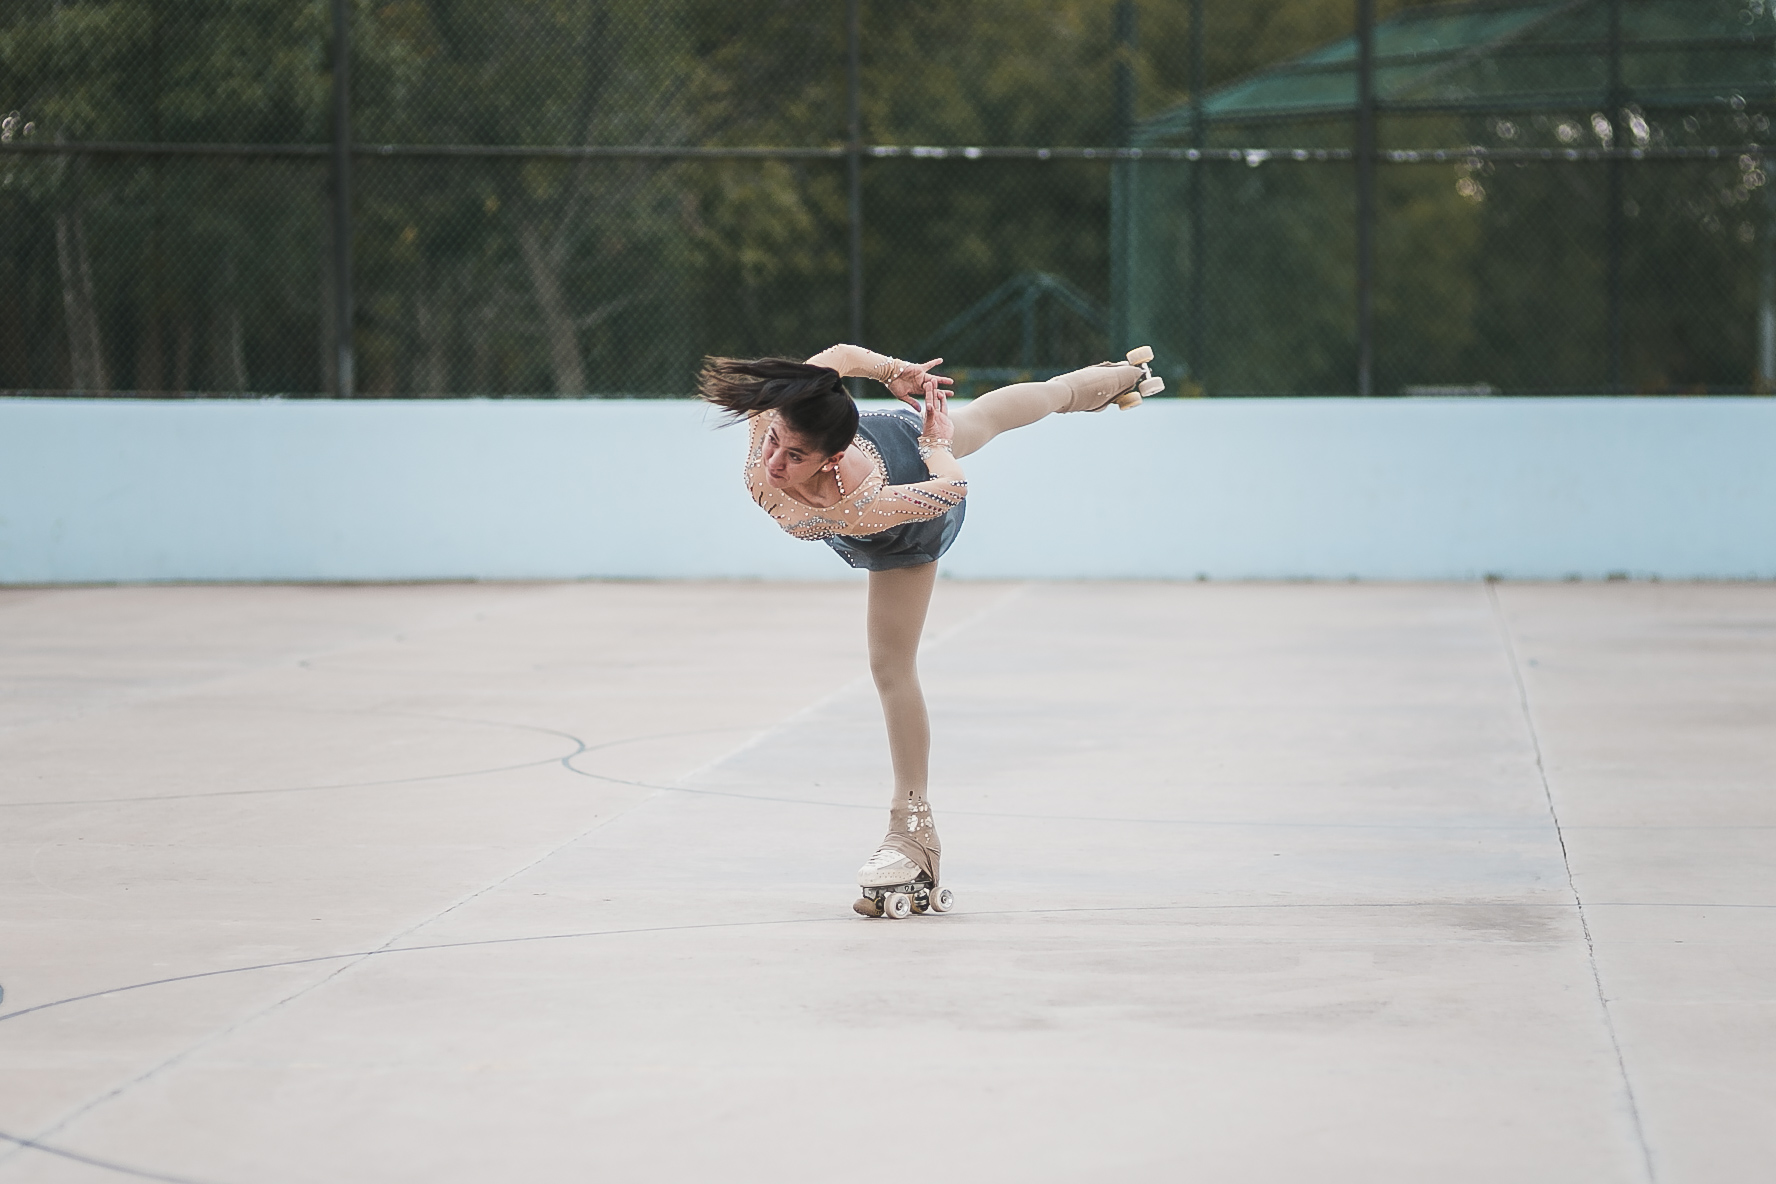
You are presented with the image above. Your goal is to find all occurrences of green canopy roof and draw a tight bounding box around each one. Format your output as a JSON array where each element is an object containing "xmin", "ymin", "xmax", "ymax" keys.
[{"xmin": 1135, "ymin": 0, "xmax": 1776, "ymax": 144}]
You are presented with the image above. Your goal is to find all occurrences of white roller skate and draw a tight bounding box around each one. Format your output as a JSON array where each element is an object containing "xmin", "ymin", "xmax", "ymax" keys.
[
  {"xmin": 1054, "ymin": 345, "xmax": 1165, "ymax": 412},
  {"xmin": 853, "ymin": 842, "xmax": 953, "ymax": 919}
]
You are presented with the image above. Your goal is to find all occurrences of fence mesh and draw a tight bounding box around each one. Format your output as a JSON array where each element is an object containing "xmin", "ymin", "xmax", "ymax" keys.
[{"xmin": 1, "ymin": 0, "xmax": 1771, "ymax": 397}]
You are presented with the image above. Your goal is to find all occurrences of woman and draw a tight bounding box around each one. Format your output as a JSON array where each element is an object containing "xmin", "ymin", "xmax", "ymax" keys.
[{"xmin": 699, "ymin": 343, "xmax": 1161, "ymax": 918}]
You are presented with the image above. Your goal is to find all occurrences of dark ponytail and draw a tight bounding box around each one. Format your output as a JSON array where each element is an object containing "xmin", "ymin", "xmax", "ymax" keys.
[{"xmin": 697, "ymin": 356, "xmax": 859, "ymax": 457}]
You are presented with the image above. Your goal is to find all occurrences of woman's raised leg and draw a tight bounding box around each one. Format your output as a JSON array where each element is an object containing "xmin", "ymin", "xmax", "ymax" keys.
[
  {"xmin": 861, "ymin": 560, "xmax": 942, "ymax": 882},
  {"xmin": 948, "ymin": 356, "xmax": 1149, "ymax": 458}
]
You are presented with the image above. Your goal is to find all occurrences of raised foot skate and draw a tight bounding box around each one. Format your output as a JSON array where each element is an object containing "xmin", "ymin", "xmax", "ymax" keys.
[{"xmin": 1097, "ymin": 345, "xmax": 1165, "ymax": 412}]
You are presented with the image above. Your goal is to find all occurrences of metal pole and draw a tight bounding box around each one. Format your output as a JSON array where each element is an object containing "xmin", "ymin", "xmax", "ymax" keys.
[
  {"xmin": 1188, "ymin": 0, "xmax": 1205, "ymax": 386},
  {"xmin": 149, "ymin": 0, "xmax": 165, "ymax": 392},
  {"xmin": 1606, "ymin": 0, "xmax": 1624, "ymax": 391},
  {"xmin": 1355, "ymin": 0, "xmax": 1376, "ymax": 397},
  {"xmin": 1761, "ymin": 180, "xmax": 1775, "ymax": 392},
  {"xmin": 1109, "ymin": 0, "xmax": 1136, "ymax": 355},
  {"xmin": 1114, "ymin": 0, "xmax": 1135, "ymax": 145},
  {"xmin": 331, "ymin": 0, "xmax": 354, "ymax": 397},
  {"xmin": 846, "ymin": 0, "xmax": 862, "ymax": 351}
]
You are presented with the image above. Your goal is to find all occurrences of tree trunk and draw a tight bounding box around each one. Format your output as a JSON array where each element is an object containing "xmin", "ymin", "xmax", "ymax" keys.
[
  {"xmin": 211, "ymin": 305, "xmax": 247, "ymax": 392},
  {"xmin": 211, "ymin": 250, "xmax": 247, "ymax": 391},
  {"xmin": 54, "ymin": 209, "xmax": 108, "ymax": 392},
  {"xmin": 413, "ymin": 279, "xmax": 450, "ymax": 394},
  {"xmin": 319, "ymin": 235, "xmax": 336, "ymax": 395},
  {"xmin": 469, "ymin": 303, "xmax": 494, "ymax": 394},
  {"xmin": 516, "ymin": 218, "xmax": 585, "ymax": 395},
  {"xmin": 136, "ymin": 311, "xmax": 163, "ymax": 394},
  {"xmin": 172, "ymin": 319, "xmax": 193, "ymax": 395}
]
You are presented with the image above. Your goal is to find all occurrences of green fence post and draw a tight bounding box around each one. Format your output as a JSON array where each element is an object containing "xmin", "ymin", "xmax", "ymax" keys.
[
  {"xmin": 1355, "ymin": 0, "xmax": 1376, "ymax": 397},
  {"xmin": 330, "ymin": 0, "xmax": 354, "ymax": 398}
]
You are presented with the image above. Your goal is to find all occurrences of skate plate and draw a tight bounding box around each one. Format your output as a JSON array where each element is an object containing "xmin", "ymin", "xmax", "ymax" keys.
[
  {"xmin": 1091, "ymin": 346, "xmax": 1160, "ymax": 411},
  {"xmin": 854, "ymin": 880, "xmax": 954, "ymax": 918}
]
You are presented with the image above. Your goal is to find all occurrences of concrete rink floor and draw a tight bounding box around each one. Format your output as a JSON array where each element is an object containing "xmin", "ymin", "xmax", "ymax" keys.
[{"xmin": 1, "ymin": 581, "xmax": 1771, "ymax": 1184}]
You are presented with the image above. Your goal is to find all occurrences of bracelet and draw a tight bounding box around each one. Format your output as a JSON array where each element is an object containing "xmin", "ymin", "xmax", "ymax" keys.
[
  {"xmin": 872, "ymin": 357, "xmax": 910, "ymax": 385},
  {"xmin": 916, "ymin": 435, "xmax": 951, "ymax": 460}
]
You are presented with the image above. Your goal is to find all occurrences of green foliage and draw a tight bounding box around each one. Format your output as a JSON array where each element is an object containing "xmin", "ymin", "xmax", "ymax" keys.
[
  {"xmin": 1124, "ymin": 0, "xmax": 1775, "ymax": 393},
  {"xmin": 1, "ymin": 0, "xmax": 1767, "ymax": 394}
]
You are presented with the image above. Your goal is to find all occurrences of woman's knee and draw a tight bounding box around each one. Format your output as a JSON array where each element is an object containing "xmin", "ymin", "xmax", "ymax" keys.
[{"xmin": 868, "ymin": 654, "xmax": 919, "ymax": 694}]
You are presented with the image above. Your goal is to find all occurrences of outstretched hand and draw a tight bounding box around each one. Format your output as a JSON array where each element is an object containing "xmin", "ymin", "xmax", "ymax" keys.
[{"xmin": 887, "ymin": 357, "xmax": 952, "ymax": 408}]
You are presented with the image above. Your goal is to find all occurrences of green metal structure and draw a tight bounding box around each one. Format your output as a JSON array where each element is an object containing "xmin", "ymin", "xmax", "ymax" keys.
[
  {"xmin": 913, "ymin": 271, "xmax": 1109, "ymax": 397},
  {"xmin": 1115, "ymin": 0, "xmax": 1776, "ymax": 395}
]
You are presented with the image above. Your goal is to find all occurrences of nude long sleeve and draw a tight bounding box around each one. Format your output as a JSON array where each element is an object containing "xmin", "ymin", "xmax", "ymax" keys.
[
  {"xmin": 852, "ymin": 437, "xmax": 966, "ymax": 529},
  {"xmin": 804, "ymin": 343, "xmax": 909, "ymax": 387}
]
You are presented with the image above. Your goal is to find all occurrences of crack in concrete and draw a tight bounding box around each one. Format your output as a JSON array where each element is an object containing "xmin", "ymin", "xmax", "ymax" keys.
[{"xmin": 1487, "ymin": 581, "xmax": 1657, "ymax": 1184}]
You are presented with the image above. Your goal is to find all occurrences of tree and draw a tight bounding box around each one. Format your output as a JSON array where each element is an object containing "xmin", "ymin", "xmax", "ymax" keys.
[{"xmin": 1, "ymin": 0, "xmax": 330, "ymax": 392}]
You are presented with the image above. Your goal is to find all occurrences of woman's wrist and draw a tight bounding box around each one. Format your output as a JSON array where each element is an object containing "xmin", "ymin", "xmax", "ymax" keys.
[
  {"xmin": 916, "ymin": 435, "xmax": 952, "ymax": 460},
  {"xmin": 869, "ymin": 354, "xmax": 910, "ymax": 387}
]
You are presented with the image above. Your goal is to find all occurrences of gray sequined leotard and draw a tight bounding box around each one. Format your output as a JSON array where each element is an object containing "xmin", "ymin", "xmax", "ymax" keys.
[
  {"xmin": 744, "ymin": 407, "xmax": 967, "ymax": 572},
  {"xmin": 823, "ymin": 410, "xmax": 967, "ymax": 571}
]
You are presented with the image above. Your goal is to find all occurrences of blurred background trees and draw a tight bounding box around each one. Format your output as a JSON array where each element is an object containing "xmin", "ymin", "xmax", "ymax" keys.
[{"xmin": 1, "ymin": 0, "xmax": 1768, "ymax": 395}]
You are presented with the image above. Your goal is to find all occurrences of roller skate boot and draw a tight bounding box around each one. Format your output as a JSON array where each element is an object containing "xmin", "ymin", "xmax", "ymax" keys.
[
  {"xmin": 852, "ymin": 803, "xmax": 953, "ymax": 919},
  {"xmin": 1054, "ymin": 345, "xmax": 1165, "ymax": 412}
]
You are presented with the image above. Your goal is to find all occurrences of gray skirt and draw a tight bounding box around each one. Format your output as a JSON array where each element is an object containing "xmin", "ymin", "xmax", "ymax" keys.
[{"xmin": 822, "ymin": 409, "xmax": 966, "ymax": 572}]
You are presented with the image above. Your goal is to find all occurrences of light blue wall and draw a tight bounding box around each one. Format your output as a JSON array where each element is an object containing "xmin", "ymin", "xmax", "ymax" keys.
[{"xmin": 2, "ymin": 396, "xmax": 1772, "ymax": 583}]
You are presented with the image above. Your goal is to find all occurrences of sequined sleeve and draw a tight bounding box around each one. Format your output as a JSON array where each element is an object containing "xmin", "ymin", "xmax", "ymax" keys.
[
  {"xmin": 804, "ymin": 343, "xmax": 911, "ymax": 389},
  {"xmin": 845, "ymin": 441, "xmax": 967, "ymax": 532}
]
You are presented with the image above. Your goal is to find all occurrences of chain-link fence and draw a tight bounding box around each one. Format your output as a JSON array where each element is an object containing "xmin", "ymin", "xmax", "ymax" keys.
[
  {"xmin": 1121, "ymin": 0, "xmax": 1776, "ymax": 395},
  {"xmin": 1, "ymin": 0, "xmax": 1771, "ymax": 397}
]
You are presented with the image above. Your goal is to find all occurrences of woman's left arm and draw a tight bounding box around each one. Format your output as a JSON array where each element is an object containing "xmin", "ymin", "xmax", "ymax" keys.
[{"xmin": 847, "ymin": 389, "xmax": 966, "ymax": 532}]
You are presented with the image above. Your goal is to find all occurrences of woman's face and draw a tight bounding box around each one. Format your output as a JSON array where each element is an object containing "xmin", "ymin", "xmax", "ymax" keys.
[{"xmin": 761, "ymin": 417, "xmax": 842, "ymax": 489}]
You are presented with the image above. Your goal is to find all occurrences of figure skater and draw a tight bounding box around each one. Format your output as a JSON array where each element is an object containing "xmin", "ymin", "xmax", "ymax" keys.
[{"xmin": 698, "ymin": 343, "xmax": 1161, "ymax": 917}]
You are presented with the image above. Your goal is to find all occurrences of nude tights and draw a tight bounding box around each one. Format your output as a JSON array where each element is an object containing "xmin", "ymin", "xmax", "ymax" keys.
[
  {"xmin": 863, "ymin": 377, "xmax": 1092, "ymax": 868},
  {"xmin": 947, "ymin": 378, "xmax": 1074, "ymax": 459}
]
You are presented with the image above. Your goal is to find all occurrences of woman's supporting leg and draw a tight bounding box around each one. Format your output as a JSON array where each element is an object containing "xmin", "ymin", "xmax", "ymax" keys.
[
  {"xmin": 866, "ymin": 560, "xmax": 941, "ymax": 877},
  {"xmin": 948, "ymin": 359, "xmax": 1146, "ymax": 458}
]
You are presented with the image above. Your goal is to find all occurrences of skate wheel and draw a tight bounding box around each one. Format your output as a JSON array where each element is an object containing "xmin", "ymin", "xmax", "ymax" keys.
[
  {"xmin": 854, "ymin": 896, "xmax": 883, "ymax": 917},
  {"xmin": 1113, "ymin": 392, "xmax": 1142, "ymax": 411},
  {"xmin": 928, "ymin": 886, "xmax": 955, "ymax": 913},
  {"xmin": 1125, "ymin": 345, "xmax": 1154, "ymax": 365},
  {"xmin": 1138, "ymin": 376, "xmax": 1165, "ymax": 397},
  {"xmin": 884, "ymin": 892, "xmax": 913, "ymax": 919}
]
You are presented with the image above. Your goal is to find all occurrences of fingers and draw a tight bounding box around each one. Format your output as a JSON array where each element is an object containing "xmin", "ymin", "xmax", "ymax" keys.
[
  {"xmin": 923, "ymin": 388, "xmax": 949, "ymax": 428},
  {"xmin": 916, "ymin": 358, "xmax": 953, "ymax": 392}
]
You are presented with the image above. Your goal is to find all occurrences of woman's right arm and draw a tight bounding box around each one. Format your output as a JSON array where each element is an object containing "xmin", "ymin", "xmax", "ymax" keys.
[
  {"xmin": 805, "ymin": 343, "xmax": 900, "ymax": 383},
  {"xmin": 806, "ymin": 345, "xmax": 951, "ymax": 407}
]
